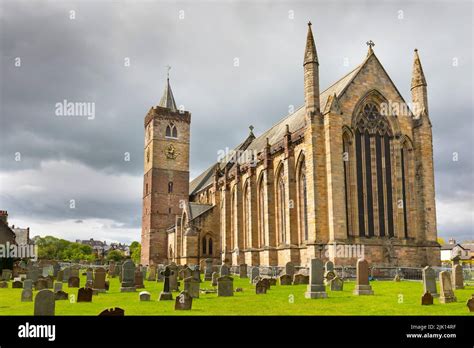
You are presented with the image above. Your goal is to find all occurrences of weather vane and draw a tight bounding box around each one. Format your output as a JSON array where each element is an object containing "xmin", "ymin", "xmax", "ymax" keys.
[{"xmin": 165, "ymin": 65, "xmax": 171, "ymax": 79}]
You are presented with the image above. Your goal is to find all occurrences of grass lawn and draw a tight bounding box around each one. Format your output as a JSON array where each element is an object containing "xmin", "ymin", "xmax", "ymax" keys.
[{"xmin": 0, "ymin": 275, "xmax": 472, "ymax": 316}]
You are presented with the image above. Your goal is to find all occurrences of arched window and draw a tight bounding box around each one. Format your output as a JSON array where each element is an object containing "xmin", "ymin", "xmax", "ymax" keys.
[
  {"xmin": 166, "ymin": 123, "xmax": 178, "ymax": 139},
  {"xmin": 400, "ymin": 142, "xmax": 410, "ymax": 238},
  {"xmin": 257, "ymin": 175, "xmax": 265, "ymax": 247},
  {"xmin": 202, "ymin": 236, "xmax": 207, "ymax": 255},
  {"xmin": 298, "ymin": 161, "xmax": 308, "ymax": 242},
  {"xmin": 208, "ymin": 237, "xmax": 213, "ymax": 255},
  {"xmin": 354, "ymin": 103, "xmax": 394, "ymax": 238},
  {"xmin": 342, "ymin": 132, "xmax": 352, "ymax": 237},
  {"xmin": 276, "ymin": 166, "xmax": 286, "ymax": 244},
  {"xmin": 168, "ymin": 182, "xmax": 173, "ymax": 193},
  {"xmin": 230, "ymin": 187, "xmax": 236, "ymax": 249},
  {"xmin": 243, "ymin": 181, "xmax": 251, "ymax": 248}
]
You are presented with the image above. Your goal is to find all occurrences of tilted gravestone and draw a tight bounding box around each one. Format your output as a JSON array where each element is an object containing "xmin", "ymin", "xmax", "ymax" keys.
[
  {"xmin": 239, "ymin": 264, "xmax": 247, "ymax": 278},
  {"xmin": 184, "ymin": 277, "xmax": 200, "ymax": 298},
  {"xmin": 305, "ymin": 259, "xmax": 327, "ymax": 299},
  {"xmin": 34, "ymin": 289, "xmax": 55, "ymax": 316},
  {"xmin": 217, "ymin": 276, "xmax": 234, "ymax": 297},
  {"xmin": 422, "ymin": 266, "xmax": 438, "ymax": 297},
  {"xmin": 120, "ymin": 260, "xmax": 136, "ymax": 292},
  {"xmin": 175, "ymin": 290, "xmax": 192, "ymax": 310},
  {"xmin": 421, "ymin": 292, "xmax": 433, "ymax": 305},
  {"xmin": 139, "ymin": 291, "xmax": 151, "ymax": 301},
  {"xmin": 159, "ymin": 266, "xmax": 174, "ymax": 301},
  {"xmin": 353, "ymin": 259, "xmax": 374, "ymax": 295},
  {"xmin": 77, "ymin": 287, "xmax": 93, "ymax": 302},
  {"xmin": 329, "ymin": 276, "xmax": 344, "ymax": 291},
  {"xmin": 439, "ymin": 271, "xmax": 457, "ymax": 304},
  {"xmin": 452, "ymin": 264, "xmax": 464, "ymax": 290},
  {"xmin": 279, "ymin": 274, "xmax": 292, "ymax": 285}
]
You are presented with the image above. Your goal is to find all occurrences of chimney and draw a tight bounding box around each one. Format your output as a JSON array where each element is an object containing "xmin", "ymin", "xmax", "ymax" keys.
[{"xmin": 0, "ymin": 210, "xmax": 8, "ymax": 224}]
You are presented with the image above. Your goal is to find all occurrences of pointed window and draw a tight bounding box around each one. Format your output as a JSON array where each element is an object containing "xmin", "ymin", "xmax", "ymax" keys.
[
  {"xmin": 166, "ymin": 124, "xmax": 178, "ymax": 139},
  {"xmin": 166, "ymin": 125, "xmax": 171, "ymax": 137},
  {"xmin": 276, "ymin": 167, "xmax": 286, "ymax": 244},
  {"xmin": 168, "ymin": 182, "xmax": 173, "ymax": 193},
  {"xmin": 298, "ymin": 160, "xmax": 308, "ymax": 242},
  {"xmin": 258, "ymin": 176, "xmax": 266, "ymax": 247}
]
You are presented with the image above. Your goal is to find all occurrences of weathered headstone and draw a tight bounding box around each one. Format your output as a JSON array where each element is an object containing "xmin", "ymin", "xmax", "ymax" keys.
[
  {"xmin": 439, "ymin": 271, "xmax": 457, "ymax": 304},
  {"xmin": 35, "ymin": 279, "xmax": 47, "ymax": 291},
  {"xmin": 120, "ymin": 260, "xmax": 136, "ymax": 292},
  {"xmin": 452, "ymin": 264, "xmax": 464, "ymax": 289},
  {"xmin": 191, "ymin": 267, "xmax": 201, "ymax": 283},
  {"xmin": 24, "ymin": 279, "xmax": 33, "ymax": 290},
  {"xmin": 220, "ymin": 264, "xmax": 230, "ymax": 276},
  {"xmin": 0, "ymin": 281, "xmax": 8, "ymax": 288},
  {"xmin": 261, "ymin": 278, "xmax": 271, "ymax": 290},
  {"xmin": 168, "ymin": 263, "xmax": 179, "ymax": 291},
  {"xmin": 78, "ymin": 287, "xmax": 93, "ymax": 302},
  {"xmin": 12, "ymin": 280, "xmax": 23, "ymax": 289},
  {"xmin": 239, "ymin": 264, "xmax": 247, "ymax": 278},
  {"xmin": 175, "ymin": 290, "xmax": 192, "ymax": 310},
  {"xmin": 293, "ymin": 274, "xmax": 309, "ymax": 285},
  {"xmin": 305, "ymin": 259, "xmax": 327, "ymax": 299},
  {"xmin": 98, "ymin": 308, "xmax": 124, "ymax": 316},
  {"xmin": 147, "ymin": 265, "xmax": 157, "ymax": 281},
  {"xmin": 256, "ymin": 280, "xmax": 267, "ymax": 294},
  {"xmin": 422, "ymin": 266, "xmax": 438, "ymax": 297},
  {"xmin": 53, "ymin": 263, "xmax": 60, "ymax": 278},
  {"xmin": 467, "ymin": 297, "xmax": 474, "ymax": 312},
  {"xmin": 279, "ymin": 274, "xmax": 293, "ymax": 285},
  {"xmin": 1, "ymin": 269, "xmax": 12, "ymax": 281},
  {"xmin": 56, "ymin": 270, "xmax": 64, "ymax": 283},
  {"xmin": 21, "ymin": 288, "xmax": 33, "ymax": 302},
  {"xmin": 27, "ymin": 268, "xmax": 39, "ymax": 282},
  {"xmin": 353, "ymin": 259, "xmax": 374, "ymax": 295},
  {"xmin": 204, "ymin": 258, "xmax": 213, "ymax": 281},
  {"xmin": 217, "ymin": 275, "xmax": 234, "ymax": 297},
  {"xmin": 159, "ymin": 266, "xmax": 174, "ymax": 301},
  {"xmin": 86, "ymin": 270, "xmax": 94, "ymax": 283},
  {"xmin": 250, "ymin": 267, "xmax": 259, "ymax": 284},
  {"xmin": 68, "ymin": 276, "xmax": 80, "ymax": 288},
  {"xmin": 55, "ymin": 290, "xmax": 69, "ymax": 301},
  {"xmin": 421, "ymin": 292, "xmax": 433, "ymax": 305},
  {"xmin": 184, "ymin": 277, "xmax": 200, "ymax": 298},
  {"xmin": 156, "ymin": 265, "xmax": 164, "ymax": 282},
  {"xmin": 93, "ymin": 267, "xmax": 107, "ymax": 292},
  {"xmin": 134, "ymin": 269, "xmax": 145, "ymax": 289},
  {"xmin": 329, "ymin": 276, "xmax": 344, "ymax": 291},
  {"xmin": 108, "ymin": 262, "xmax": 116, "ymax": 278},
  {"xmin": 53, "ymin": 282, "xmax": 63, "ymax": 293},
  {"xmin": 139, "ymin": 291, "xmax": 151, "ymax": 301},
  {"xmin": 211, "ymin": 272, "xmax": 219, "ymax": 286},
  {"xmin": 34, "ymin": 289, "xmax": 55, "ymax": 316},
  {"xmin": 285, "ymin": 262, "xmax": 295, "ymax": 277}
]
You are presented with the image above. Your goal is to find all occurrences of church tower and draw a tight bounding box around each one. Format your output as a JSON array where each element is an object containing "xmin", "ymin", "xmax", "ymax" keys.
[{"xmin": 141, "ymin": 73, "xmax": 191, "ymax": 266}]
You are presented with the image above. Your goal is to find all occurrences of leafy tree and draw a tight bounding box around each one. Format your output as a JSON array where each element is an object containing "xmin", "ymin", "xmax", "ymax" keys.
[
  {"xmin": 130, "ymin": 241, "xmax": 141, "ymax": 264},
  {"xmin": 437, "ymin": 237, "xmax": 445, "ymax": 245},
  {"xmin": 107, "ymin": 250, "xmax": 125, "ymax": 262},
  {"xmin": 34, "ymin": 236, "xmax": 95, "ymax": 262}
]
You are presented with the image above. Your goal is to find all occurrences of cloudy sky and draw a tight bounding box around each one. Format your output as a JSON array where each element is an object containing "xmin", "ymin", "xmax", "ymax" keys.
[{"xmin": 0, "ymin": 0, "xmax": 472, "ymax": 244}]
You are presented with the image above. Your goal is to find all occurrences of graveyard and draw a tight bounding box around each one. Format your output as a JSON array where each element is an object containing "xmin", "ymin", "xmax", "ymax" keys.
[{"xmin": 0, "ymin": 265, "xmax": 472, "ymax": 316}]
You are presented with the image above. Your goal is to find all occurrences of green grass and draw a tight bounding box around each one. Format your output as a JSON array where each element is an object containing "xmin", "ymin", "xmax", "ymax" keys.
[{"xmin": 0, "ymin": 275, "xmax": 472, "ymax": 315}]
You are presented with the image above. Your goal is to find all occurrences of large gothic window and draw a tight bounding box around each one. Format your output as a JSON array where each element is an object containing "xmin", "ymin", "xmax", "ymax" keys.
[
  {"xmin": 400, "ymin": 143, "xmax": 410, "ymax": 238},
  {"xmin": 342, "ymin": 133, "xmax": 351, "ymax": 237},
  {"xmin": 298, "ymin": 161, "xmax": 308, "ymax": 242},
  {"xmin": 276, "ymin": 167, "xmax": 286, "ymax": 244},
  {"xmin": 230, "ymin": 187, "xmax": 236, "ymax": 249},
  {"xmin": 258, "ymin": 176, "xmax": 266, "ymax": 247},
  {"xmin": 354, "ymin": 103, "xmax": 394, "ymax": 238},
  {"xmin": 243, "ymin": 181, "xmax": 251, "ymax": 248}
]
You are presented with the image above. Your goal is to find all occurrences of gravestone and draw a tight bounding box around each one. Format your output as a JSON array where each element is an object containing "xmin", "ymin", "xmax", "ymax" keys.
[
  {"xmin": 108, "ymin": 262, "xmax": 116, "ymax": 278},
  {"xmin": 305, "ymin": 259, "xmax": 327, "ymax": 299},
  {"xmin": 220, "ymin": 264, "xmax": 229, "ymax": 277},
  {"xmin": 191, "ymin": 267, "xmax": 201, "ymax": 283},
  {"xmin": 156, "ymin": 265, "xmax": 164, "ymax": 282},
  {"xmin": 329, "ymin": 276, "xmax": 344, "ymax": 291},
  {"xmin": 53, "ymin": 282, "xmax": 63, "ymax": 293},
  {"xmin": 120, "ymin": 260, "xmax": 136, "ymax": 292},
  {"xmin": 422, "ymin": 266, "xmax": 438, "ymax": 297},
  {"xmin": 24, "ymin": 279, "xmax": 33, "ymax": 290},
  {"xmin": 184, "ymin": 277, "xmax": 200, "ymax": 298},
  {"xmin": 239, "ymin": 264, "xmax": 247, "ymax": 278},
  {"xmin": 62, "ymin": 268, "xmax": 70, "ymax": 282},
  {"xmin": 467, "ymin": 297, "xmax": 474, "ymax": 312},
  {"xmin": 393, "ymin": 274, "xmax": 401, "ymax": 282},
  {"xmin": 168, "ymin": 263, "xmax": 179, "ymax": 291},
  {"xmin": 439, "ymin": 271, "xmax": 457, "ymax": 304},
  {"xmin": 452, "ymin": 264, "xmax": 464, "ymax": 289},
  {"xmin": 421, "ymin": 292, "xmax": 433, "ymax": 305},
  {"xmin": 159, "ymin": 266, "xmax": 174, "ymax": 301},
  {"xmin": 55, "ymin": 290, "xmax": 69, "ymax": 301},
  {"xmin": 116, "ymin": 263, "xmax": 123, "ymax": 280},
  {"xmin": 21, "ymin": 289, "xmax": 33, "ymax": 302},
  {"xmin": 279, "ymin": 274, "xmax": 292, "ymax": 285},
  {"xmin": 353, "ymin": 259, "xmax": 374, "ymax": 295},
  {"xmin": 285, "ymin": 262, "xmax": 295, "ymax": 277},
  {"xmin": 27, "ymin": 268, "xmax": 39, "ymax": 282},
  {"xmin": 57, "ymin": 270, "xmax": 64, "ymax": 283},
  {"xmin": 175, "ymin": 291, "xmax": 192, "ymax": 310},
  {"xmin": 42, "ymin": 266, "xmax": 50, "ymax": 277},
  {"xmin": 68, "ymin": 276, "xmax": 80, "ymax": 288},
  {"xmin": 250, "ymin": 267, "xmax": 259, "ymax": 284},
  {"xmin": 70, "ymin": 267, "xmax": 80, "ymax": 279},
  {"xmin": 45, "ymin": 276, "xmax": 54, "ymax": 289},
  {"xmin": 93, "ymin": 267, "xmax": 107, "ymax": 292},
  {"xmin": 34, "ymin": 289, "xmax": 55, "ymax": 316},
  {"xmin": 147, "ymin": 265, "xmax": 157, "ymax": 281},
  {"xmin": 1, "ymin": 269, "xmax": 12, "ymax": 281},
  {"xmin": 211, "ymin": 272, "xmax": 219, "ymax": 286},
  {"xmin": 78, "ymin": 287, "xmax": 93, "ymax": 302},
  {"xmin": 256, "ymin": 280, "xmax": 267, "ymax": 294},
  {"xmin": 261, "ymin": 278, "xmax": 270, "ymax": 290},
  {"xmin": 86, "ymin": 270, "xmax": 94, "ymax": 283},
  {"xmin": 35, "ymin": 279, "xmax": 47, "ymax": 291},
  {"xmin": 12, "ymin": 280, "xmax": 23, "ymax": 289},
  {"xmin": 0, "ymin": 281, "xmax": 8, "ymax": 288},
  {"xmin": 98, "ymin": 308, "xmax": 124, "ymax": 316},
  {"xmin": 53, "ymin": 263, "xmax": 60, "ymax": 278},
  {"xmin": 139, "ymin": 291, "xmax": 151, "ymax": 301},
  {"xmin": 293, "ymin": 274, "xmax": 309, "ymax": 285},
  {"xmin": 204, "ymin": 258, "xmax": 213, "ymax": 281},
  {"xmin": 217, "ymin": 276, "xmax": 234, "ymax": 297}
]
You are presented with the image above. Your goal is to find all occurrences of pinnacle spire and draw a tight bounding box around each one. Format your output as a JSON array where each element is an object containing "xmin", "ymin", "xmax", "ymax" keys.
[
  {"xmin": 159, "ymin": 67, "xmax": 178, "ymax": 112},
  {"xmin": 411, "ymin": 48, "xmax": 427, "ymax": 90},
  {"xmin": 366, "ymin": 40, "xmax": 375, "ymax": 56},
  {"xmin": 304, "ymin": 21, "xmax": 318, "ymax": 66}
]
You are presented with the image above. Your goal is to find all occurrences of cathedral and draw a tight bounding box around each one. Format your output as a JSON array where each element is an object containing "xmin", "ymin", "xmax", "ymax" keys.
[{"xmin": 141, "ymin": 23, "xmax": 440, "ymax": 268}]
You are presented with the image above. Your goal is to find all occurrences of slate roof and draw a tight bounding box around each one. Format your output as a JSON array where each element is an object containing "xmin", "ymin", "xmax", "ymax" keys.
[
  {"xmin": 159, "ymin": 78, "xmax": 177, "ymax": 112},
  {"xmin": 189, "ymin": 61, "xmax": 365, "ymax": 196},
  {"xmin": 188, "ymin": 202, "xmax": 213, "ymax": 221}
]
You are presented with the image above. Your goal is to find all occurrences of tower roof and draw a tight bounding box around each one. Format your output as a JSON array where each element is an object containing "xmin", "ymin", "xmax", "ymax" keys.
[
  {"xmin": 411, "ymin": 49, "xmax": 427, "ymax": 90},
  {"xmin": 159, "ymin": 78, "xmax": 178, "ymax": 112},
  {"xmin": 304, "ymin": 21, "xmax": 318, "ymax": 66}
]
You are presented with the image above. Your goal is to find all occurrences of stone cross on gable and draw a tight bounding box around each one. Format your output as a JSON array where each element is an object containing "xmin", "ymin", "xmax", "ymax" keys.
[
  {"xmin": 161, "ymin": 266, "xmax": 174, "ymax": 293},
  {"xmin": 166, "ymin": 65, "xmax": 171, "ymax": 79},
  {"xmin": 366, "ymin": 40, "xmax": 375, "ymax": 48}
]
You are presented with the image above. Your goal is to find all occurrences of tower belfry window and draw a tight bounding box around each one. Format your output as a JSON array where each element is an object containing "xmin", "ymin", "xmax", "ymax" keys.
[{"xmin": 166, "ymin": 124, "xmax": 178, "ymax": 139}]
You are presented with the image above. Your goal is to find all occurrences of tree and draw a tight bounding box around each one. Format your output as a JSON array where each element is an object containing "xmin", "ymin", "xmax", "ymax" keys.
[
  {"xmin": 35, "ymin": 236, "xmax": 95, "ymax": 262},
  {"xmin": 130, "ymin": 241, "xmax": 141, "ymax": 264},
  {"xmin": 437, "ymin": 237, "xmax": 445, "ymax": 246},
  {"xmin": 107, "ymin": 250, "xmax": 125, "ymax": 262}
]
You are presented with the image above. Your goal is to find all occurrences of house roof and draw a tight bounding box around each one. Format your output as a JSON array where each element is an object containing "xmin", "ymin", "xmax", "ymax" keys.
[
  {"xmin": 188, "ymin": 202, "xmax": 213, "ymax": 221},
  {"xmin": 440, "ymin": 243, "xmax": 467, "ymax": 251}
]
